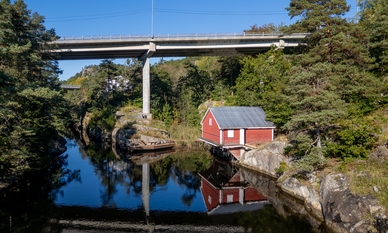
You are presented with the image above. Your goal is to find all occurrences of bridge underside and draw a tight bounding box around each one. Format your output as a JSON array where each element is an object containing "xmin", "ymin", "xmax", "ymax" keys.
[
  {"xmin": 51, "ymin": 46, "xmax": 297, "ymax": 60},
  {"xmin": 50, "ymin": 40, "xmax": 300, "ymax": 60},
  {"xmin": 49, "ymin": 35, "xmax": 304, "ymax": 115}
]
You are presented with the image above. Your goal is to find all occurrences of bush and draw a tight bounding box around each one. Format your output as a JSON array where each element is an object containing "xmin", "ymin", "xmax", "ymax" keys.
[
  {"xmin": 89, "ymin": 106, "xmax": 116, "ymax": 131},
  {"xmin": 326, "ymin": 119, "xmax": 377, "ymax": 160},
  {"xmin": 275, "ymin": 162, "xmax": 288, "ymax": 177}
]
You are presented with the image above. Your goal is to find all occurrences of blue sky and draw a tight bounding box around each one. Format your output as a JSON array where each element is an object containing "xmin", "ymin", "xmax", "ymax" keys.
[{"xmin": 23, "ymin": 0, "xmax": 358, "ymax": 81}]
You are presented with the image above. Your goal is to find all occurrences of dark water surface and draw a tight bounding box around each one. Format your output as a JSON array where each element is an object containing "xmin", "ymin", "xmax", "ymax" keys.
[{"xmin": 0, "ymin": 138, "xmax": 314, "ymax": 232}]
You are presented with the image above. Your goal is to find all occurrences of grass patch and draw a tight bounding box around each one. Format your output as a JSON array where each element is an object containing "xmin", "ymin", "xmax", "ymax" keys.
[
  {"xmin": 344, "ymin": 158, "xmax": 388, "ymax": 212},
  {"xmin": 169, "ymin": 123, "xmax": 201, "ymax": 142}
]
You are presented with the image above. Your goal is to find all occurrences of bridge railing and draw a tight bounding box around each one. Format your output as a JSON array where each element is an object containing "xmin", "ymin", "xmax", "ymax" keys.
[{"xmin": 57, "ymin": 32, "xmax": 309, "ymax": 41}]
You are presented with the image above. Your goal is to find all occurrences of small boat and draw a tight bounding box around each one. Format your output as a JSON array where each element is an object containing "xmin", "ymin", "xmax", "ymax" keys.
[{"xmin": 129, "ymin": 140, "xmax": 175, "ymax": 152}]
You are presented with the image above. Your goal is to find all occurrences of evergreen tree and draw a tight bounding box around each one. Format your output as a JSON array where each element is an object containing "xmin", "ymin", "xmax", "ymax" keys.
[
  {"xmin": 285, "ymin": 0, "xmax": 383, "ymax": 166},
  {"xmin": 358, "ymin": 0, "xmax": 388, "ymax": 76},
  {"xmin": 0, "ymin": 0, "xmax": 66, "ymax": 179}
]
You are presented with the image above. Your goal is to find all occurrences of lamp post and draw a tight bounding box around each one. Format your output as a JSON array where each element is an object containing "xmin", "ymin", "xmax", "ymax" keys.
[{"xmin": 151, "ymin": 0, "xmax": 154, "ymax": 38}]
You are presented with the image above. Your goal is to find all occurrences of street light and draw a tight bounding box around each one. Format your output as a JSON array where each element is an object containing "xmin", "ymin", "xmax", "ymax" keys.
[{"xmin": 151, "ymin": 0, "xmax": 154, "ymax": 38}]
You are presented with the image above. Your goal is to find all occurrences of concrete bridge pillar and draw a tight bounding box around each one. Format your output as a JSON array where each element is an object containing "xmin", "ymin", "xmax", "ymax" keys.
[
  {"xmin": 140, "ymin": 42, "xmax": 155, "ymax": 118},
  {"xmin": 142, "ymin": 57, "xmax": 151, "ymax": 117}
]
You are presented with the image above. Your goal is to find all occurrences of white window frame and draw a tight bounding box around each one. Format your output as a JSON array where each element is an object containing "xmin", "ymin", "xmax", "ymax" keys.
[
  {"xmin": 209, "ymin": 118, "xmax": 212, "ymax": 126},
  {"xmin": 227, "ymin": 130, "xmax": 234, "ymax": 138}
]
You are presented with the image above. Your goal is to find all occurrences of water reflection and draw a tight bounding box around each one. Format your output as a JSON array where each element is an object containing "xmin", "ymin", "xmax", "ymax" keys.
[
  {"xmin": 0, "ymin": 138, "xmax": 315, "ymax": 232},
  {"xmin": 199, "ymin": 157, "xmax": 268, "ymax": 215}
]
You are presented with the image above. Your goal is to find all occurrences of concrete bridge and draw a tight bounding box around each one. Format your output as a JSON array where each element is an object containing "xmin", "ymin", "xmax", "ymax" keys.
[{"xmin": 50, "ymin": 33, "xmax": 307, "ymax": 116}]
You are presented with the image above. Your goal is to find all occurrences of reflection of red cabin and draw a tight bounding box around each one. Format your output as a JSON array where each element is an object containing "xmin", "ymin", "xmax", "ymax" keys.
[
  {"xmin": 199, "ymin": 107, "xmax": 275, "ymax": 154},
  {"xmin": 199, "ymin": 158, "xmax": 268, "ymax": 215}
]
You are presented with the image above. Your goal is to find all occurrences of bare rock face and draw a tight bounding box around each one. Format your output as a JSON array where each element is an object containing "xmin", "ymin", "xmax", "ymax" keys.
[
  {"xmin": 320, "ymin": 173, "xmax": 386, "ymax": 233},
  {"xmin": 241, "ymin": 141, "xmax": 289, "ymax": 176},
  {"xmin": 279, "ymin": 177, "xmax": 323, "ymax": 221},
  {"xmin": 241, "ymin": 169, "xmax": 325, "ymax": 230}
]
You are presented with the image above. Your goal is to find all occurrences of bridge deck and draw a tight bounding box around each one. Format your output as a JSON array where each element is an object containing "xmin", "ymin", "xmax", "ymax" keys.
[{"xmin": 49, "ymin": 33, "xmax": 307, "ymax": 60}]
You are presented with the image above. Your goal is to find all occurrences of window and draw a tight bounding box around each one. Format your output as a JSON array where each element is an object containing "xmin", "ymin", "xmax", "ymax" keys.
[
  {"xmin": 208, "ymin": 195, "xmax": 212, "ymax": 204},
  {"xmin": 209, "ymin": 118, "xmax": 212, "ymax": 126},
  {"xmin": 227, "ymin": 130, "xmax": 234, "ymax": 138},
  {"xmin": 227, "ymin": 194, "xmax": 233, "ymax": 203}
]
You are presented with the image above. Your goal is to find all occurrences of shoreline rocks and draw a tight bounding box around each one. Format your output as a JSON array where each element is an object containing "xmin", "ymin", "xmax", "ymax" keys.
[{"xmin": 238, "ymin": 140, "xmax": 388, "ymax": 233}]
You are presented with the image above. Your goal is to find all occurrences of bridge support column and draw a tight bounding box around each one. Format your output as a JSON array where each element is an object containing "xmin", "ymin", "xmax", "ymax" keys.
[{"xmin": 142, "ymin": 58, "xmax": 151, "ymax": 118}]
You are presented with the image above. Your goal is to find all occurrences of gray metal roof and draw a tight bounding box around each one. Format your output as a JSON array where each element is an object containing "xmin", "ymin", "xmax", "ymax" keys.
[{"xmin": 210, "ymin": 106, "xmax": 274, "ymax": 129}]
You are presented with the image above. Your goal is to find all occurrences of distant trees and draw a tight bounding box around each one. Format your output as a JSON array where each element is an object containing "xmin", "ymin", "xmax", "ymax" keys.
[{"xmin": 243, "ymin": 23, "xmax": 283, "ymax": 34}]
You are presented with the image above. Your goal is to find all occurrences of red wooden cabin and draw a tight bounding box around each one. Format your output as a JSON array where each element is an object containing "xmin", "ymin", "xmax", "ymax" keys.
[{"xmin": 200, "ymin": 106, "xmax": 274, "ymax": 147}]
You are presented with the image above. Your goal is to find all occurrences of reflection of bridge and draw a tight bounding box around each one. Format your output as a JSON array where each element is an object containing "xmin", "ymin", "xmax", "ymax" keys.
[
  {"xmin": 54, "ymin": 205, "xmax": 247, "ymax": 232},
  {"xmin": 50, "ymin": 33, "xmax": 307, "ymax": 116}
]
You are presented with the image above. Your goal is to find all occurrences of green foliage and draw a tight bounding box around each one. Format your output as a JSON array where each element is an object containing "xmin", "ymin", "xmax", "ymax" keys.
[
  {"xmin": 280, "ymin": 0, "xmax": 386, "ymax": 174},
  {"xmin": 284, "ymin": 63, "xmax": 347, "ymax": 133},
  {"xmin": 160, "ymin": 103, "xmax": 173, "ymax": 128},
  {"xmin": 230, "ymin": 47, "xmax": 293, "ymax": 128},
  {"xmin": 150, "ymin": 65, "xmax": 173, "ymax": 120},
  {"xmin": 89, "ymin": 106, "xmax": 116, "ymax": 131},
  {"xmin": 243, "ymin": 23, "xmax": 281, "ymax": 34},
  {"xmin": 0, "ymin": 0, "xmax": 68, "ymax": 179},
  {"xmin": 292, "ymin": 147, "xmax": 327, "ymax": 175},
  {"xmin": 358, "ymin": 0, "xmax": 388, "ymax": 75},
  {"xmin": 326, "ymin": 118, "xmax": 378, "ymax": 159},
  {"xmin": 129, "ymin": 98, "xmax": 143, "ymax": 109},
  {"xmin": 275, "ymin": 162, "xmax": 288, "ymax": 176}
]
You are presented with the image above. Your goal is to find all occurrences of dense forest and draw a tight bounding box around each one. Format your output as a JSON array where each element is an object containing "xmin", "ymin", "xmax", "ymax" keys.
[{"xmin": 1, "ymin": 0, "xmax": 388, "ymax": 206}]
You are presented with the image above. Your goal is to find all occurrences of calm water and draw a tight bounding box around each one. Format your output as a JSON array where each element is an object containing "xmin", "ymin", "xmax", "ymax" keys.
[{"xmin": 0, "ymin": 138, "xmax": 315, "ymax": 232}]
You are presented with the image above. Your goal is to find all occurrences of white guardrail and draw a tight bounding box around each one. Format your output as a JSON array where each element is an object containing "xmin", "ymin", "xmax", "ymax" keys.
[{"xmin": 57, "ymin": 32, "xmax": 309, "ymax": 41}]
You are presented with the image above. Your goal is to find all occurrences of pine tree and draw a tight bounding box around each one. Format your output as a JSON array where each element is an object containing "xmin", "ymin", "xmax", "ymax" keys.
[
  {"xmin": 358, "ymin": 0, "xmax": 388, "ymax": 76},
  {"xmin": 0, "ymin": 0, "xmax": 67, "ymax": 179},
  {"xmin": 284, "ymin": 0, "xmax": 384, "ymax": 165}
]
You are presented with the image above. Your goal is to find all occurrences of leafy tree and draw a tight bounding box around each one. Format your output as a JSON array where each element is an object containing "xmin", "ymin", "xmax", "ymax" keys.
[
  {"xmin": 218, "ymin": 55, "xmax": 242, "ymax": 88},
  {"xmin": 123, "ymin": 58, "xmax": 143, "ymax": 99},
  {"xmin": 231, "ymin": 47, "xmax": 293, "ymax": 127},
  {"xmin": 150, "ymin": 67, "xmax": 173, "ymax": 120}
]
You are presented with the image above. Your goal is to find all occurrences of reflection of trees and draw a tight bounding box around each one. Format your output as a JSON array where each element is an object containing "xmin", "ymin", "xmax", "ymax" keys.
[
  {"xmin": 0, "ymin": 153, "xmax": 80, "ymax": 232},
  {"xmin": 85, "ymin": 143, "xmax": 212, "ymax": 209},
  {"xmin": 151, "ymin": 151, "xmax": 212, "ymax": 208},
  {"xmin": 172, "ymin": 167, "xmax": 201, "ymax": 207},
  {"xmin": 86, "ymin": 143, "xmax": 134, "ymax": 207},
  {"xmin": 236, "ymin": 203, "xmax": 313, "ymax": 233},
  {"xmin": 151, "ymin": 157, "xmax": 172, "ymax": 186}
]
